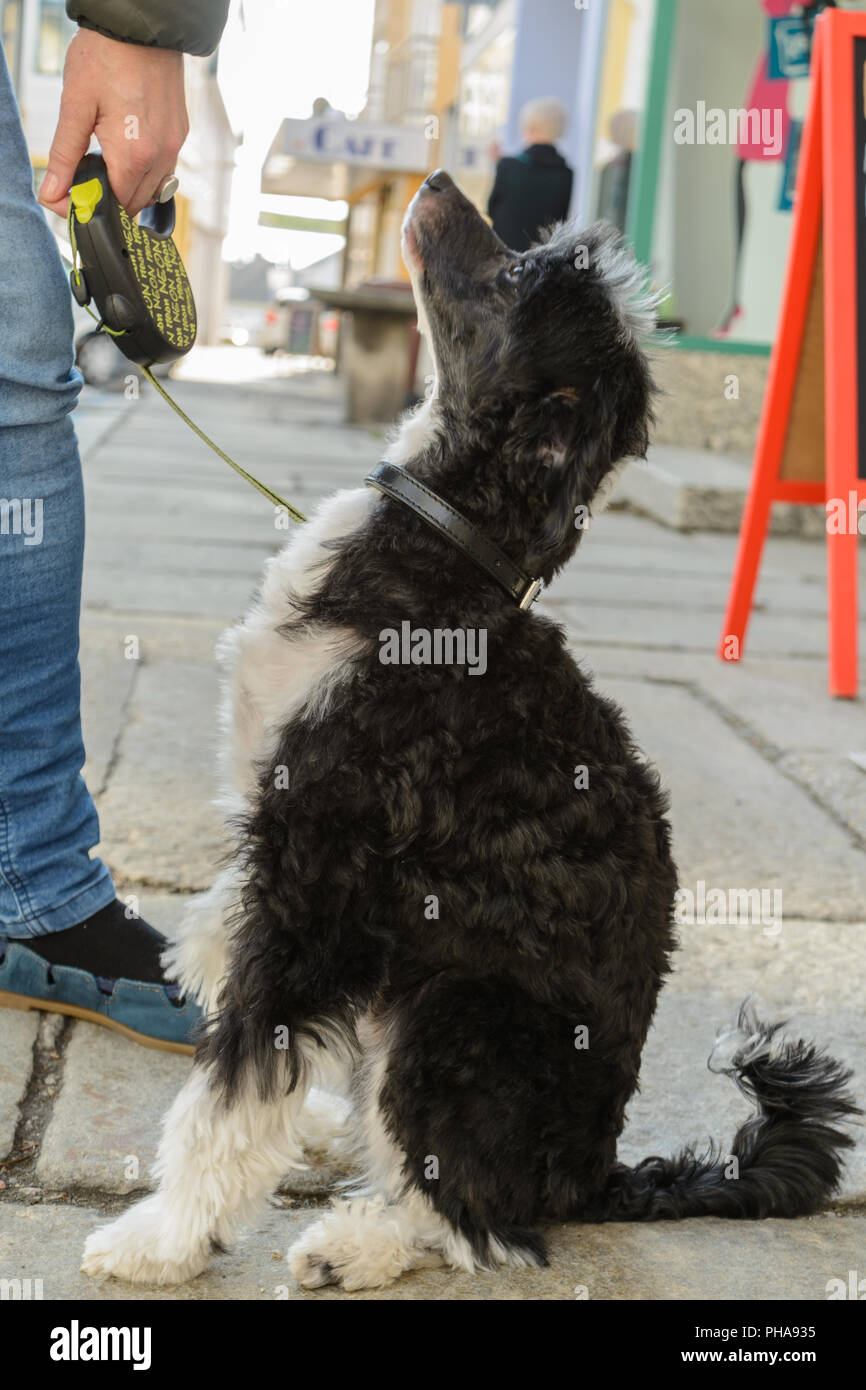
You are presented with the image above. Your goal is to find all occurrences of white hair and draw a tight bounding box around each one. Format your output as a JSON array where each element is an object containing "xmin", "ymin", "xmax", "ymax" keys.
[{"xmin": 520, "ymin": 97, "xmax": 568, "ymax": 143}]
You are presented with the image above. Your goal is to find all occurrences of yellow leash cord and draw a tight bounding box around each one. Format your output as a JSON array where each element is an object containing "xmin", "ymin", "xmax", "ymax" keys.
[
  {"xmin": 67, "ymin": 207, "xmax": 308, "ymax": 525},
  {"xmin": 138, "ymin": 366, "xmax": 307, "ymax": 523}
]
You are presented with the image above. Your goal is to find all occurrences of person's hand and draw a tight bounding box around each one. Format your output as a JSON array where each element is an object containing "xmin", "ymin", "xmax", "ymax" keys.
[{"xmin": 39, "ymin": 29, "xmax": 188, "ymax": 219}]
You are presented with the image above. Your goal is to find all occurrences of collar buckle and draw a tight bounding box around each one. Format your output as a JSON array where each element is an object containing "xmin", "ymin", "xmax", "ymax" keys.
[{"xmin": 517, "ymin": 577, "xmax": 544, "ymax": 610}]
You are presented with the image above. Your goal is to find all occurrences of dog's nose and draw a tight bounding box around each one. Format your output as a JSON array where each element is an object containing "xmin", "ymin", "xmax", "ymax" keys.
[{"xmin": 424, "ymin": 169, "xmax": 453, "ymax": 193}]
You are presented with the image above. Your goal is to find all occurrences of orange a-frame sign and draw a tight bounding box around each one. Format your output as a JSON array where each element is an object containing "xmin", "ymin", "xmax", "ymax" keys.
[{"xmin": 719, "ymin": 8, "xmax": 866, "ymax": 698}]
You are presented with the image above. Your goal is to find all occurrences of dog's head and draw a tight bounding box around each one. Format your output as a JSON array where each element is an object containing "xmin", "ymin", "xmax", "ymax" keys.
[{"xmin": 402, "ymin": 171, "xmax": 657, "ymax": 581}]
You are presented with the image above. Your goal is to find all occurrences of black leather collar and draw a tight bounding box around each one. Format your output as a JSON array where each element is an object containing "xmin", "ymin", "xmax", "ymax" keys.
[{"xmin": 365, "ymin": 462, "xmax": 543, "ymax": 610}]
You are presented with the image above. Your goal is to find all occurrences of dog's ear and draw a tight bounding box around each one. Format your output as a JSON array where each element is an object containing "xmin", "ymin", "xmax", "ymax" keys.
[{"xmin": 525, "ymin": 374, "xmax": 649, "ymax": 577}]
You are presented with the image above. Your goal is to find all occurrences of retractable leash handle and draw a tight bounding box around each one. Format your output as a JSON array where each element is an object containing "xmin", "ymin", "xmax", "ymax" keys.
[
  {"xmin": 68, "ymin": 151, "xmax": 195, "ymax": 364},
  {"xmin": 66, "ymin": 152, "xmax": 307, "ymax": 523}
]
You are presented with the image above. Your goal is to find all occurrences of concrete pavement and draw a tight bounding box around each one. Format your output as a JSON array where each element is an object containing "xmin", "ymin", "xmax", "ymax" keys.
[{"xmin": 1, "ymin": 352, "xmax": 864, "ymax": 1300}]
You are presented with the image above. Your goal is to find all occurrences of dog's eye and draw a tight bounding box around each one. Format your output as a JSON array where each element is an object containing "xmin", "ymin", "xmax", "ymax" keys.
[{"xmin": 506, "ymin": 263, "xmax": 524, "ymax": 281}]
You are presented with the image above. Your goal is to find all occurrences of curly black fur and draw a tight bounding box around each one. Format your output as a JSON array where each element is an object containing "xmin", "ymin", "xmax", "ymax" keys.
[{"xmin": 199, "ymin": 173, "xmax": 858, "ymax": 1267}]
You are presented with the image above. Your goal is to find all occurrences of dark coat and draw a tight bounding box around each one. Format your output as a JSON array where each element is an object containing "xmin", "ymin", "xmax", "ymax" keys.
[
  {"xmin": 65, "ymin": 0, "xmax": 228, "ymax": 55},
  {"xmin": 487, "ymin": 144, "xmax": 574, "ymax": 251}
]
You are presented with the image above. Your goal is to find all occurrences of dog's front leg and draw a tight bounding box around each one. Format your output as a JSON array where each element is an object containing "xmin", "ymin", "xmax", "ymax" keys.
[{"xmin": 81, "ymin": 1061, "xmax": 308, "ymax": 1286}]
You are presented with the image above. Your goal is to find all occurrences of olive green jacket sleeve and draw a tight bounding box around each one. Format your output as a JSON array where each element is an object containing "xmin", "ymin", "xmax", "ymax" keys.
[{"xmin": 65, "ymin": 0, "xmax": 229, "ymax": 57}]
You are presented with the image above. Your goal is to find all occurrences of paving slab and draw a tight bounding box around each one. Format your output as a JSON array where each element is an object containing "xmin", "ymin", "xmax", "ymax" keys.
[
  {"xmin": 72, "ymin": 389, "xmax": 134, "ymax": 460},
  {"xmin": 575, "ymin": 645, "xmax": 865, "ymax": 745},
  {"xmin": 0, "ymin": 1010, "xmax": 39, "ymax": 1160},
  {"xmin": 83, "ymin": 539, "xmax": 278, "ymax": 583},
  {"xmin": 682, "ymin": 658, "xmax": 866, "ymax": 848},
  {"xmin": 79, "ymin": 638, "xmax": 138, "ymax": 798},
  {"xmin": 549, "ymin": 566, "xmax": 831, "ymax": 619},
  {"xmin": 93, "ymin": 662, "xmax": 227, "ymax": 890},
  {"xmin": 81, "ymin": 612, "xmax": 226, "ymax": 668},
  {"xmin": 84, "ymin": 563, "xmax": 260, "ymax": 620},
  {"xmin": 35, "ymin": 1024, "xmax": 189, "ymax": 1195},
  {"xmin": 620, "ymin": 920, "xmax": 866, "ymax": 1200},
  {"xmin": 0, "ymin": 1202, "xmax": 861, "ymax": 1300},
  {"xmin": 563, "ymin": 505, "xmax": 859, "ymax": 584},
  {"xmin": 558, "ymin": 599, "xmax": 866, "ymax": 661},
  {"xmin": 577, "ymin": 642, "xmax": 793, "ymax": 687},
  {"xmin": 602, "ymin": 678, "xmax": 865, "ymax": 921},
  {"xmin": 84, "ymin": 494, "xmax": 294, "ymax": 548},
  {"xmin": 688, "ymin": 656, "xmax": 866, "ymax": 755},
  {"xmin": 776, "ymin": 753, "xmax": 866, "ymax": 845},
  {"xmin": 559, "ymin": 651, "xmax": 866, "ymax": 848}
]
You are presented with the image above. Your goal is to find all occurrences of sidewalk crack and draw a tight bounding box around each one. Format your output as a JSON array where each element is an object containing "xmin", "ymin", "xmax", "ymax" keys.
[
  {"xmin": 95, "ymin": 656, "xmax": 143, "ymax": 799},
  {"xmin": 686, "ymin": 681, "xmax": 866, "ymax": 856},
  {"xmin": 0, "ymin": 1014, "xmax": 73, "ymax": 1204}
]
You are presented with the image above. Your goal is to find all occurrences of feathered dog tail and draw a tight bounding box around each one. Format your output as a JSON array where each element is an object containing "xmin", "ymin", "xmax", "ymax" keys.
[{"xmin": 588, "ymin": 1002, "xmax": 860, "ymax": 1223}]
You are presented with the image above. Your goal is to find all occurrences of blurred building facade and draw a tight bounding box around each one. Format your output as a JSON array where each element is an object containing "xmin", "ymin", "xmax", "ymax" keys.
[
  {"xmin": 326, "ymin": 0, "xmax": 631, "ymax": 290},
  {"xmin": 175, "ymin": 52, "xmax": 237, "ymax": 346},
  {"xmin": 341, "ymin": 0, "xmax": 865, "ymax": 452},
  {"xmin": 261, "ymin": 1, "xmax": 447, "ymax": 289},
  {"xmin": 1, "ymin": 0, "xmax": 76, "ymax": 156},
  {"xmin": 7, "ymin": 1, "xmax": 860, "ymax": 409},
  {"xmin": 342, "ymin": 0, "xmax": 850, "ymax": 352}
]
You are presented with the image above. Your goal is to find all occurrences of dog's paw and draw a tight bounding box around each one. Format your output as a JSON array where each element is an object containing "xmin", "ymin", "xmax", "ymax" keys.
[
  {"xmin": 288, "ymin": 1200, "xmax": 418, "ymax": 1292},
  {"xmin": 288, "ymin": 1241, "xmax": 339, "ymax": 1290},
  {"xmin": 81, "ymin": 1199, "xmax": 211, "ymax": 1286}
]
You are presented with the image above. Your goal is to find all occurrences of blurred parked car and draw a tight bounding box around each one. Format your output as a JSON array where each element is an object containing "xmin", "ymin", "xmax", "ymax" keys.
[
  {"xmin": 72, "ymin": 301, "xmax": 171, "ymax": 389},
  {"xmin": 75, "ymin": 328, "xmax": 128, "ymax": 388},
  {"xmin": 72, "ymin": 293, "xmax": 128, "ymax": 388},
  {"xmin": 260, "ymin": 286, "xmax": 337, "ymax": 358}
]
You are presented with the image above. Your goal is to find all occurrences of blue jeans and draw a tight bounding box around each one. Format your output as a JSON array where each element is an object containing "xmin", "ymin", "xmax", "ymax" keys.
[{"xmin": 0, "ymin": 41, "xmax": 115, "ymax": 934}]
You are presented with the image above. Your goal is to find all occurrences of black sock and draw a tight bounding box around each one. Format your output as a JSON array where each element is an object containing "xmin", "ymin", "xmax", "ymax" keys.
[{"xmin": 11, "ymin": 899, "xmax": 168, "ymax": 985}]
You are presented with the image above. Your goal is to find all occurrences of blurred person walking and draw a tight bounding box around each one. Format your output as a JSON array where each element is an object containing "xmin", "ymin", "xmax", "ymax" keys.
[
  {"xmin": 0, "ymin": 1, "xmax": 228, "ymax": 1052},
  {"xmin": 488, "ymin": 97, "xmax": 573, "ymax": 251}
]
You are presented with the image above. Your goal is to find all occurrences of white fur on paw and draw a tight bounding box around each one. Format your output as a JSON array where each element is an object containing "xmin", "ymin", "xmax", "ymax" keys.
[
  {"xmin": 296, "ymin": 1087, "xmax": 352, "ymax": 1158},
  {"xmin": 288, "ymin": 1201, "xmax": 412, "ymax": 1292},
  {"xmin": 81, "ymin": 1200, "xmax": 211, "ymax": 1286},
  {"xmin": 289, "ymin": 1243, "xmax": 339, "ymax": 1290}
]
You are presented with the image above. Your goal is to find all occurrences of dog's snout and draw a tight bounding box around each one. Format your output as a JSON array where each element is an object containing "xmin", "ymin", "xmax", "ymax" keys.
[{"xmin": 423, "ymin": 169, "xmax": 453, "ymax": 193}]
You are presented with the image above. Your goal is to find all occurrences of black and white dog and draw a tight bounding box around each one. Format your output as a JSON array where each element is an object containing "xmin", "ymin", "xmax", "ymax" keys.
[{"xmin": 83, "ymin": 172, "xmax": 856, "ymax": 1290}]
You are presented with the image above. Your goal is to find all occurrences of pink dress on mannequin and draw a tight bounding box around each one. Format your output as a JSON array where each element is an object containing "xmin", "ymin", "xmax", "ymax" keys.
[{"xmin": 737, "ymin": 0, "xmax": 794, "ymax": 162}]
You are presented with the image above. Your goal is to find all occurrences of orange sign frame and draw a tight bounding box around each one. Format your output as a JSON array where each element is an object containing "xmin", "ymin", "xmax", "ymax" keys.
[{"xmin": 719, "ymin": 9, "xmax": 866, "ymax": 698}]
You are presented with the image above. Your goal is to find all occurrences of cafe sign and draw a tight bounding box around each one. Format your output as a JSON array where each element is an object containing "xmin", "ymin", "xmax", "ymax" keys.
[{"xmin": 274, "ymin": 117, "xmax": 429, "ymax": 172}]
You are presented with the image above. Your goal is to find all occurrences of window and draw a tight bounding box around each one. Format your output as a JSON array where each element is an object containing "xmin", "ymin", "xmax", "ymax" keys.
[
  {"xmin": 37, "ymin": 0, "xmax": 76, "ymax": 75},
  {"xmin": 462, "ymin": 3, "xmax": 502, "ymax": 40}
]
